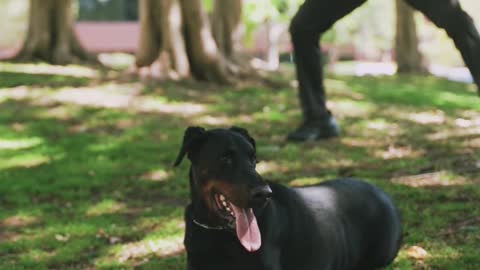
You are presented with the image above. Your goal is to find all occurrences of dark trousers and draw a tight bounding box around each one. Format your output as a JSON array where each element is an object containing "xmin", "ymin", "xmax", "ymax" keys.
[{"xmin": 290, "ymin": 0, "xmax": 480, "ymax": 122}]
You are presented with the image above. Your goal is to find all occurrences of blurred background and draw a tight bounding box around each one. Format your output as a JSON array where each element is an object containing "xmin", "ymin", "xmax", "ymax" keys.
[{"xmin": 0, "ymin": 0, "xmax": 478, "ymax": 81}]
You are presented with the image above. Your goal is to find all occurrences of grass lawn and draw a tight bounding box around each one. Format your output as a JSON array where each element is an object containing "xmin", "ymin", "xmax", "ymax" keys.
[{"xmin": 0, "ymin": 62, "xmax": 479, "ymax": 269}]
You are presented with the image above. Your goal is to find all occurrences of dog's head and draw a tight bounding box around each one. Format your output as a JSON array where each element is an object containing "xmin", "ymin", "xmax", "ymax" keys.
[{"xmin": 174, "ymin": 126, "xmax": 271, "ymax": 252}]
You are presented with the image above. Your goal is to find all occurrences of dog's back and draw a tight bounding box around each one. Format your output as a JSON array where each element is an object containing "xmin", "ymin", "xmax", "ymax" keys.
[{"xmin": 270, "ymin": 179, "xmax": 402, "ymax": 270}]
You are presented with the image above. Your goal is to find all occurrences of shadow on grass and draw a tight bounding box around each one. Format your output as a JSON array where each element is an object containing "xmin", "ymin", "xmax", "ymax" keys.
[{"xmin": 0, "ymin": 71, "xmax": 90, "ymax": 88}]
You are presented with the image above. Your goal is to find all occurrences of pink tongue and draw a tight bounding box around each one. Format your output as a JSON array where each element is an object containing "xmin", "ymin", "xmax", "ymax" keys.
[{"xmin": 230, "ymin": 204, "xmax": 261, "ymax": 252}]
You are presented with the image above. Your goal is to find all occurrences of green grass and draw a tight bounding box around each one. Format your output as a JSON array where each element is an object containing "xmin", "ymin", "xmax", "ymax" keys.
[{"xmin": 0, "ymin": 62, "xmax": 479, "ymax": 269}]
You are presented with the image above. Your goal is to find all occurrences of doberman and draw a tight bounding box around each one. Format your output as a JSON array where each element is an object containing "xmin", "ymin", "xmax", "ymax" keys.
[{"xmin": 174, "ymin": 126, "xmax": 402, "ymax": 270}]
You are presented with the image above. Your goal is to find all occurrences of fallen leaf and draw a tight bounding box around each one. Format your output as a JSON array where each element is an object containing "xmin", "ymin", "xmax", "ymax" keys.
[
  {"xmin": 407, "ymin": 245, "xmax": 429, "ymax": 260},
  {"xmin": 55, "ymin": 234, "xmax": 69, "ymax": 242}
]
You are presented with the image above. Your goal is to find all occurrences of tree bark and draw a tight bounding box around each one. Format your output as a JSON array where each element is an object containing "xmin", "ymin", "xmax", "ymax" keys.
[
  {"xmin": 211, "ymin": 0, "xmax": 243, "ymax": 59},
  {"xmin": 14, "ymin": 0, "xmax": 94, "ymax": 65},
  {"xmin": 136, "ymin": 0, "xmax": 236, "ymax": 83},
  {"xmin": 136, "ymin": 0, "xmax": 190, "ymax": 79},
  {"xmin": 180, "ymin": 0, "xmax": 231, "ymax": 83},
  {"xmin": 395, "ymin": 0, "xmax": 427, "ymax": 73}
]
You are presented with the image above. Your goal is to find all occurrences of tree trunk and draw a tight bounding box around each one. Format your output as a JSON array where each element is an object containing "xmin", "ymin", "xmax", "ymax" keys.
[
  {"xmin": 395, "ymin": 0, "xmax": 427, "ymax": 73},
  {"xmin": 180, "ymin": 0, "xmax": 231, "ymax": 83},
  {"xmin": 136, "ymin": 0, "xmax": 236, "ymax": 83},
  {"xmin": 211, "ymin": 0, "xmax": 243, "ymax": 59},
  {"xmin": 15, "ymin": 0, "xmax": 94, "ymax": 64},
  {"xmin": 136, "ymin": 0, "xmax": 190, "ymax": 79}
]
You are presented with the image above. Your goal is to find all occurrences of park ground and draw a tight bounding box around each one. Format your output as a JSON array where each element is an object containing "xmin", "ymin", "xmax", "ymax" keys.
[{"xmin": 0, "ymin": 61, "xmax": 479, "ymax": 269}]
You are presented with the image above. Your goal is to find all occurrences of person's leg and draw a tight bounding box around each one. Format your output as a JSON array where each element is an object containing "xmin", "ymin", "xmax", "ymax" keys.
[
  {"xmin": 288, "ymin": 0, "xmax": 367, "ymax": 141},
  {"xmin": 405, "ymin": 0, "xmax": 480, "ymax": 93}
]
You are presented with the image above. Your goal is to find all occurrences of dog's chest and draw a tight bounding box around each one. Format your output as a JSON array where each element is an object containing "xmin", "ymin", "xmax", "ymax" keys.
[{"xmin": 185, "ymin": 225, "xmax": 266, "ymax": 269}]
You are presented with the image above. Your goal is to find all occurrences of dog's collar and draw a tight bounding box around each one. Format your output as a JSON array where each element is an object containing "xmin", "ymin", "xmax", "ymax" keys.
[{"xmin": 192, "ymin": 218, "xmax": 226, "ymax": 230}]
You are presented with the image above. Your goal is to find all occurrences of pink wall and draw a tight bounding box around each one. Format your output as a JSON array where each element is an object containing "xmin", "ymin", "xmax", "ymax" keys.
[{"xmin": 75, "ymin": 22, "xmax": 140, "ymax": 53}]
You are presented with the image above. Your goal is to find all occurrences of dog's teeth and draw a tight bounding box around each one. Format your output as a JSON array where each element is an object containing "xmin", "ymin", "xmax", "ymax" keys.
[
  {"xmin": 222, "ymin": 201, "xmax": 227, "ymax": 206},
  {"xmin": 220, "ymin": 195, "xmax": 225, "ymax": 201},
  {"xmin": 226, "ymin": 207, "xmax": 231, "ymax": 211}
]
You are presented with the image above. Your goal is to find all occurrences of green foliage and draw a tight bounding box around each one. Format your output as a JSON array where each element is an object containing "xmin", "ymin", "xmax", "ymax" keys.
[
  {"xmin": 324, "ymin": 0, "xmax": 394, "ymax": 52},
  {"xmin": 242, "ymin": 0, "xmax": 303, "ymax": 46},
  {"xmin": 0, "ymin": 60, "xmax": 479, "ymax": 268},
  {"xmin": 203, "ymin": 0, "xmax": 213, "ymax": 12},
  {"xmin": 242, "ymin": 0, "xmax": 480, "ymax": 66}
]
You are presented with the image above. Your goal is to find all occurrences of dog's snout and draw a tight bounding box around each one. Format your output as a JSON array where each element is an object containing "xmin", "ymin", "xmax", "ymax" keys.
[{"xmin": 249, "ymin": 185, "xmax": 272, "ymax": 207}]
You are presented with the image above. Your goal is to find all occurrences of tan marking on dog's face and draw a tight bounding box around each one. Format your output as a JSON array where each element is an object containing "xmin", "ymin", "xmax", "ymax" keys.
[{"xmin": 201, "ymin": 179, "xmax": 249, "ymax": 211}]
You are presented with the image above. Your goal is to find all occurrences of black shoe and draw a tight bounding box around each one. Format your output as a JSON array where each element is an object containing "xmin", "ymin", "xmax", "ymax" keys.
[{"xmin": 287, "ymin": 116, "xmax": 340, "ymax": 142}]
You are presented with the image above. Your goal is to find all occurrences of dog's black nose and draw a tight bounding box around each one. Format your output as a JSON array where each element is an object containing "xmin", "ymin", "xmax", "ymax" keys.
[{"xmin": 249, "ymin": 185, "xmax": 272, "ymax": 206}]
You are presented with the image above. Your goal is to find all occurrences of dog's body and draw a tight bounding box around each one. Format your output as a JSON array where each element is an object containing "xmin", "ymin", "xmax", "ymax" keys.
[{"xmin": 175, "ymin": 127, "xmax": 402, "ymax": 270}]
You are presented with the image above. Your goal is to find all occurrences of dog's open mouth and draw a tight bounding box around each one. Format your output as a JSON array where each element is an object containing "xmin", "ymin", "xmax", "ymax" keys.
[{"xmin": 214, "ymin": 193, "xmax": 261, "ymax": 252}]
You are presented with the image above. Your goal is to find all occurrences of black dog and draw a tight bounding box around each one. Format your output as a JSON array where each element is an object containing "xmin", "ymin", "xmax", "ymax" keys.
[{"xmin": 174, "ymin": 126, "xmax": 402, "ymax": 270}]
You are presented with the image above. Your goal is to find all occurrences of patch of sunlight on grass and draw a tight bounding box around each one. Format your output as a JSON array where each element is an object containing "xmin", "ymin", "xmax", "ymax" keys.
[
  {"xmin": 374, "ymin": 145, "xmax": 425, "ymax": 160},
  {"xmin": 134, "ymin": 216, "xmax": 183, "ymax": 232},
  {"xmin": 0, "ymin": 154, "xmax": 49, "ymax": 170},
  {"xmin": 37, "ymin": 105, "xmax": 83, "ymax": 120},
  {"xmin": 454, "ymin": 117, "xmax": 480, "ymax": 128},
  {"xmin": 341, "ymin": 137, "xmax": 385, "ymax": 147},
  {"xmin": 192, "ymin": 115, "xmax": 232, "ymax": 126},
  {"xmin": 366, "ymin": 118, "xmax": 398, "ymax": 131},
  {"xmin": 463, "ymin": 137, "xmax": 480, "ymax": 148},
  {"xmin": 427, "ymin": 126, "xmax": 480, "ymax": 141},
  {"xmin": 143, "ymin": 218, "xmax": 185, "ymax": 239},
  {"xmin": 86, "ymin": 199, "xmax": 126, "ymax": 216},
  {"xmin": 0, "ymin": 83, "xmax": 206, "ymax": 116},
  {"xmin": 0, "ymin": 137, "xmax": 43, "ymax": 150},
  {"xmin": 52, "ymin": 87, "xmax": 206, "ymax": 116},
  {"xmin": 2, "ymin": 214, "xmax": 39, "ymax": 228},
  {"xmin": 140, "ymin": 169, "xmax": 171, "ymax": 182},
  {"xmin": 329, "ymin": 99, "xmax": 375, "ymax": 118},
  {"xmin": 407, "ymin": 110, "xmax": 446, "ymax": 124},
  {"xmin": 253, "ymin": 109, "xmax": 287, "ymax": 122},
  {"xmin": 139, "ymin": 98, "xmax": 206, "ymax": 115},
  {"xmin": 0, "ymin": 62, "xmax": 98, "ymax": 78},
  {"xmin": 0, "ymin": 86, "xmax": 52, "ymax": 102},
  {"xmin": 0, "ymin": 94, "xmax": 8, "ymax": 103},
  {"xmin": 325, "ymin": 78, "xmax": 353, "ymax": 93},
  {"xmin": 98, "ymin": 53, "xmax": 135, "ymax": 70},
  {"xmin": 116, "ymin": 235, "xmax": 184, "ymax": 263},
  {"xmin": 289, "ymin": 177, "xmax": 325, "ymax": 187},
  {"xmin": 98, "ymin": 219, "xmax": 185, "ymax": 266},
  {"xmin": 391, "ymin": 170, "xmax": 468, "ymax": 187},
  {"xmin": 361, "ymin": 118, "xmax": 404, "ymax": 137}
]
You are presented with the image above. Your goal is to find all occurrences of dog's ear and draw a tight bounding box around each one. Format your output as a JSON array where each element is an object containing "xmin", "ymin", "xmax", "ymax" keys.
[
  {"xmin": 230, "ymin": 126, "xmax": 256, "ymax": 150},
  {"xmin": 173, "ymin": 126, "xmax": 206, "ymax": 166}
]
